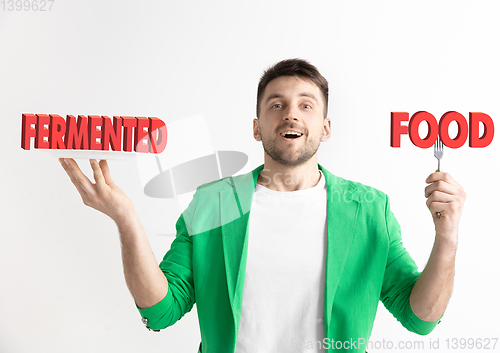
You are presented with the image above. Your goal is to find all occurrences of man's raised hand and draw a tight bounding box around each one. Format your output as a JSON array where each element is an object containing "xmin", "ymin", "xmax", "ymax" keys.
[
  {"xmin": 59, "ymin": 158, "xmax": 134, "ymax": 222},
  {"xmin": 59, "ymin": 158, "xmax": 169, "ymax": 308}
]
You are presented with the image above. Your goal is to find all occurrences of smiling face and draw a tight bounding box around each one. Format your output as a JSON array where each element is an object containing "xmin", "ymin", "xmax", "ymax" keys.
[{"xmin": 253, "ymin": 76, "xmax": 331, "ymax": 167}]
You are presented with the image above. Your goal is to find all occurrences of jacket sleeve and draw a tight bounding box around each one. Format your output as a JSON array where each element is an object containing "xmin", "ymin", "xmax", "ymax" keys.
[
  {"xmin": 379, "ymin": 195, "xmax": 441, "ymax": 335},
  {"xmin": 135, "ymin": 194, "xmax": 198, "ymax": 331}
]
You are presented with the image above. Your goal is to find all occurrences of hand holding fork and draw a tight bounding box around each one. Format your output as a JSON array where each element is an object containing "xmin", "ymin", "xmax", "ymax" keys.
[{"xmin": 424, "ymin": 137, "xmax": 466, "ymax": 242}]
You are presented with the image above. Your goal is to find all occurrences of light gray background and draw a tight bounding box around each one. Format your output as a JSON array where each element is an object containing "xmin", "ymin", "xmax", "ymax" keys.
[{"xmin": 1, "ymin": 1, "xmax": 499, "ymax": 352}]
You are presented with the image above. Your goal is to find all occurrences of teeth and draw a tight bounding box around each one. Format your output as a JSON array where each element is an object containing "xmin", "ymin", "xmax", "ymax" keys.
[{"xmin": 280, "ymin": 131, "xmax": 303, "ymax": 137}]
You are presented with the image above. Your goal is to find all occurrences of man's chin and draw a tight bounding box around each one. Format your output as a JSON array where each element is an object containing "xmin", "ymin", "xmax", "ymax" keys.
[
  {"xmin": 262, "ymin": 142, "xmax": 319, "ymax": 168},
  {"xmin": 269, "ymin": 154, "xmax": 313, "ymax": 168}
]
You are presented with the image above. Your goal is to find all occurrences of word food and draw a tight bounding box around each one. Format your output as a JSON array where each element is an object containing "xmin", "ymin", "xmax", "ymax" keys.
[{"xmin": 391, "ymin": 111, "xmax": 494, "ymax": 148}]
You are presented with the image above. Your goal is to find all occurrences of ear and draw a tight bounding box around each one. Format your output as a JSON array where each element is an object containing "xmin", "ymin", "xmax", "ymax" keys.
[
  {"xmin": 321, "ymin": 117, "xmax": 331, "ymax": 142},
  {"xmin": 253, "ymin": 118, "xmax": 262, "ymax": 141}
]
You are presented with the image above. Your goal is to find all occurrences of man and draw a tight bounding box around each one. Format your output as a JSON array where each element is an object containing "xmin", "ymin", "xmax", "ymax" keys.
[{"xmin": 59, "ymin": 59, "xmax": 466, "ymax": 353}]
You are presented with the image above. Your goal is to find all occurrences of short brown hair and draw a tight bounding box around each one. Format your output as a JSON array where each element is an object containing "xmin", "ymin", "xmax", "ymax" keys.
[{"xmin": 256, "ymin": 58, "xmax": 329, "ymax": 118}]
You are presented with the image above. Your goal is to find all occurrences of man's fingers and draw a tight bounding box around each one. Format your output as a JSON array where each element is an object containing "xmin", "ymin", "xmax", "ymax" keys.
[
  {"xmin": 59, "ymin": 158, "xmax": 90, "ymax": 199},
  {"xmin": 64, "ymin": 158, "xmax": 95, "ymax": 196},
  {"xmin": 425, "ymin": 172, "xmax": 459, "ymax": 186},
  {"xmin": 59, "ymin": 158, "xmax": 86, "ymax": 194},
  {"xmin": 425, "ymin": 172, "xmax": 466, "ymax": 203},
  {"xmin": 424, "ymin": 180, "xmax": 457, "ymax": 198},
  {"xmin": 90, "ymin": 159, "xmax": 108, "ymax": 194},
  {"xmin": 426, "ymin": 191, "xmax": 455, "ymax": 208},
  {"xmin": 99, "ymin": 160, "xmax": 114, "ymax": 185}
]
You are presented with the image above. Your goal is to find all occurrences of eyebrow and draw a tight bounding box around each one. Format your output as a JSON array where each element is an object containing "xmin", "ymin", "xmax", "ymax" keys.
[{"xmin": 265, "ymin": 92, "xmax": 319, "ymax": 104}]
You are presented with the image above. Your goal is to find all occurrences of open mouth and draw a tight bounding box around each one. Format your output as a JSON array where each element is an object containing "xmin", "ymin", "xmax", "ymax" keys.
[{"xmin": 280, "ymin": 131, "xmax": 303, "ymax": 140}]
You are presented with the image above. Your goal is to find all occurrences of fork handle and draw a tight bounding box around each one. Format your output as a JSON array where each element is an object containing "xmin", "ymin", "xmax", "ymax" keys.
[{"xmin": 437, "ymin": 161, "xmax": 441, "ymax": 217}]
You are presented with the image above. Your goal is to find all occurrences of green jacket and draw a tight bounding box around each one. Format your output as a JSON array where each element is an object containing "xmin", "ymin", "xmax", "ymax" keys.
[{"xmin": 137, "ymin": 164, "xmax": 440, "ymax": 352}]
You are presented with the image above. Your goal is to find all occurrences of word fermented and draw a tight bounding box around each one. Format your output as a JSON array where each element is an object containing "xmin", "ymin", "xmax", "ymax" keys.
[{"xmin": 21, "ymin": 114, "xmax": 167, "ymax": 154}]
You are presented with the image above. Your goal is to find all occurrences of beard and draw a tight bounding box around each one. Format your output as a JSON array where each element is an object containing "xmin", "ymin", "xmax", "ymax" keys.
[{"xmin": 261, "ymin": 127, "xmax": 322, "ymax": 167}]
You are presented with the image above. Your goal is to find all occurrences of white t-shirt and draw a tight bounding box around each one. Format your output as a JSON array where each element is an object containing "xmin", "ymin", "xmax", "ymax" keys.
[{"xmin": 235, "ymin": 170, "xmax": 328, "ymax": 352}]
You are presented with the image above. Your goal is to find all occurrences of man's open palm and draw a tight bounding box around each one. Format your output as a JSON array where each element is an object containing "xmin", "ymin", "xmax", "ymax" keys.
[{"xmin": 59, "ymin": 158, "xmax": 134, "ymax": 222}]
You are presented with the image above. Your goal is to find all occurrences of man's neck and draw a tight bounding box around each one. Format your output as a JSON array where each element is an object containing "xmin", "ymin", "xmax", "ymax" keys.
[{"xmin": 257, "ymin": 156, "xmax": 321, "ymax": 192}]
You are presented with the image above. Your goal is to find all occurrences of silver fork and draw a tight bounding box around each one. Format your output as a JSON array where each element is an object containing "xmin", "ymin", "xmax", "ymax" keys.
[
  {"xmin": 433, "ymin": 137, "xmax": 444, "ymax": 217},
  {"xmin": 434, "ymin": 137, "xmax": 444, "ymax": 172}
]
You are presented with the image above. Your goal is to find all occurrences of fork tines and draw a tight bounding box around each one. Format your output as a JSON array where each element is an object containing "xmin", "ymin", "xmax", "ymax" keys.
[{"xmin": 433, "ymin": 137, "xmax": 444, "ymax": 172}]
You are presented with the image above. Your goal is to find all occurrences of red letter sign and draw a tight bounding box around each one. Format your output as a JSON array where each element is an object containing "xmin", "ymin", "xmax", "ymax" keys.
[
  {"xmin": 35, "ymin": 114, "xmax": 50, "ymax": 149},
  {"xmin": 102, "ymin": 116, "xmax": 122, "ymax": 151},
  {"xmin": 65, "ymin": 115, "xmax": 89, "ymax": 150},
  {"xmin": 408, "ymin": 111, "xmax": 439, "ymax": 149},
  {"xmin": 49, "ymin": 114, "xmax": 66, "ymax": 149},
  {"xmin": 22, "ymin": 114, "xmax": 168, "ymax": 153},
  {"xmin": 469, "ymin": 112, "xmax": 494, "ymax": 148},
  {"xmin": 21, "ymin": 114, "xmax": 37, "ymax": 150},
  {"xmin": 149, "ymin": 117, "xmax": 167, "ymax": 154},
  {"xmin": 439, "ymin": 111, "xmax": 468, "ymax": 148},
  {"xmin": 121, "ymin": 116, "xmax": 137, "ymax": 152},
  {"xmin": 88, "ymin": 115, "xmax": 103, "ymax": 150},
  {"xmin": 135, "ymin": 117, "xmax": 150, "ymax": 153},
  {"xmin": 390, "ymin": 112, "xmax": 409, "ymax": 147}
]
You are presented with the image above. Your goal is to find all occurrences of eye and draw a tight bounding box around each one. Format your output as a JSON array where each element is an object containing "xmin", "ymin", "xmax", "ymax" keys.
[
  {"xmin": 272, "ymin": 103, "xmax": 282, "ymax": 109},
  {"xmin": 302, "ymin": 104, "xmax": 312, "ymax": 109}
]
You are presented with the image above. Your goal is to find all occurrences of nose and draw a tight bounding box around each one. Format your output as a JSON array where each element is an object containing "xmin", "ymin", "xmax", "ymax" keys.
[{"xmin": 283, "ymin": 105, "xmax": 299, "ymax": 122}]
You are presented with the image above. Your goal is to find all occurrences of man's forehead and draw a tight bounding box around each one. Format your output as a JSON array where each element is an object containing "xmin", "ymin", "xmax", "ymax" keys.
[
  {"xmin": 265, "ymin": 92, "xmax": 319, "ymax": 103},
  {"xmin": 263, "ymin": 76, "xmax": 322, "ymax": 100}
]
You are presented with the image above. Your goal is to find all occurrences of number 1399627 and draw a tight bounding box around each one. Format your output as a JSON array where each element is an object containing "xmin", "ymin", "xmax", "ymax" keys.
[
  {"xmin": 445, "ymin": 337, "xmax": 498, "ymax": 350},
  {"xmin": 2, "ymin": 0, "xmax": 54, "ymax": 11}
]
